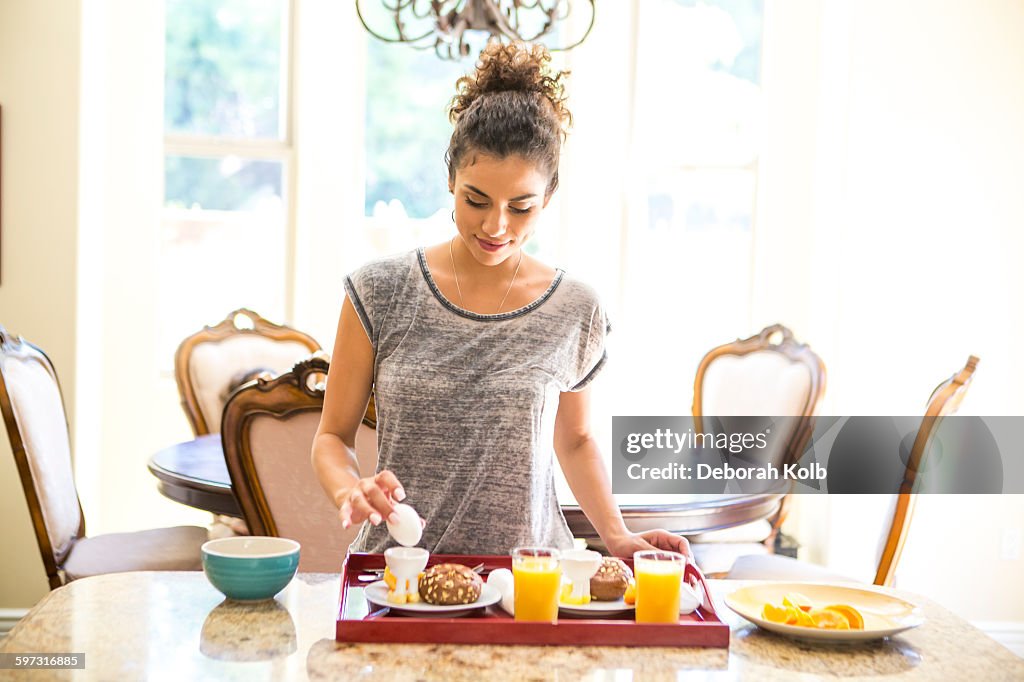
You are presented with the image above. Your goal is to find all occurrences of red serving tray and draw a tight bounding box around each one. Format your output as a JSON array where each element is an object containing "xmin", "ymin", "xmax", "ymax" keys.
[{"xmin": 336, "ymin": 553, "xmax": 730, "ymax": 648}]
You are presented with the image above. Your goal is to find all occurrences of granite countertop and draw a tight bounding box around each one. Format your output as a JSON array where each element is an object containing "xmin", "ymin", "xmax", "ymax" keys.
[{"xmin": 2, "ymin": 572, "xmax": 1022, "ymax": 681}]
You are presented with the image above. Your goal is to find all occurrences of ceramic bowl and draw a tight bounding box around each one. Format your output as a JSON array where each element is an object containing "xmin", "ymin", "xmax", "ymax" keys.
[{"xmin": 201, "ymin": 536, "xmax": 300, "ymax": 601}]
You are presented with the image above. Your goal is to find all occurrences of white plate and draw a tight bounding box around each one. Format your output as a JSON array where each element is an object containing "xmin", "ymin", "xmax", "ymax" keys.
[
  {"xmin": 558, "ymin": 597, "xmax": 635, "ymax": 618},
  {"xmin": 724, "ymin": 582, "xmax": 925, "ymax": 643},
  {"xmin": 364, "ymin": 580, "xmax": 501, "ymax": 618}
]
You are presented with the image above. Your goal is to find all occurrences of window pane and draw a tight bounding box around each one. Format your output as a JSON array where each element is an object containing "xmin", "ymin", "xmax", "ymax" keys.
[
  {"xmin": 157, "ymin": 211, "xmax": 288, "ymax": 369},
  {"xmin": 634, "ymin": 0, "xmax": 763, "ymax": 166},
  {"xmin": 646, "ymin": 169, "xmax": 755, "ymax": 233},
  {"xmin": 165, "ymin": 155, "xmax": 283, "ymax": 211},
  {"xmin": 364, "ymin": 41, "xmax": 467, "ymax": 219},
  {"xmin": 158, "ymin": 157, "xmax": 287, "ymax": 368},
  {"xmin": 165, "ymin": 0, "xmax": 285, "ymax": 139}
]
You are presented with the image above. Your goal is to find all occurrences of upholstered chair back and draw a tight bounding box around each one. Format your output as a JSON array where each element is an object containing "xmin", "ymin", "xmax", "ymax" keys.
[
  {"xmin": 0, "ymin": 327, "xmax": 84, "ymax": 586},
  {"xmin": 875, "ymin": 355, "xmax": 978, "ymax": 585},
  {"xmin": 693, "ymin": 324, "xmax": 826, "ymax": 469},
  {"xmin": 221, "ymin": 355, "xmax": 378, "ymax": 571},
  {"xmin": 175, "ymin": 309, "xmax": 321, "ymax": 436}
]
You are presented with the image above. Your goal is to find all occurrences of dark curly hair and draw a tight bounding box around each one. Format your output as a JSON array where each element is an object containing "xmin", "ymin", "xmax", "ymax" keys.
[{"xmin": 446, "ymin": 41, "xmax": 572, "ymax": 197}]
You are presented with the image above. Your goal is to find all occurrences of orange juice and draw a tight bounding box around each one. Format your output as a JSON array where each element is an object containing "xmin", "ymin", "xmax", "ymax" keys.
[
  {"xmin": 513, "ymin": 556, "xmax": 561, "ymax": 622},
  {"xmin": 634, "ymin": 551, "xmax": 685, "ymax": 624}
]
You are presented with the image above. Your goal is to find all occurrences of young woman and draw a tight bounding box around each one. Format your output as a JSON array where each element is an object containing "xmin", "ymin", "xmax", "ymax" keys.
[{"xmin": 313, "ymin": 42, "xmax": 688, "ymax": 559}]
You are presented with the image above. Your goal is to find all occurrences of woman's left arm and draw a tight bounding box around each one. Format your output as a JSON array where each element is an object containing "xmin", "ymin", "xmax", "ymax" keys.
[{"xmin": 553, "ymin": 387, "xmax": 691, "ymax": 559}]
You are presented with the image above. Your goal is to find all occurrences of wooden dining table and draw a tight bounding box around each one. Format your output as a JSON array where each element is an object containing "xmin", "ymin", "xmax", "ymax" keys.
[
  {"xmin": 148, "ymin": 434, "xmax": 241, "ymax": 517},
  {"xmin": 147, "ymin": 434, "xmax": 786, "ymax": 538}
]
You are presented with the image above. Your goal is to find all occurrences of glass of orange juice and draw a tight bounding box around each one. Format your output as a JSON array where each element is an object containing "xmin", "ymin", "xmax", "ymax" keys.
[
  {"xmin": 512, "ymin": 547, "xmax": 561, "ymax": 623},
  {"xmin": 633, "ymin": 550, "xmax": 686, "ymax": 623}
]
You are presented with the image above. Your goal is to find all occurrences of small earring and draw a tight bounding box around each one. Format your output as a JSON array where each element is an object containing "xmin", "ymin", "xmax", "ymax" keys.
[{"xmin": 451, "ymin": 210, "xmax": 456, "ymax": 223}]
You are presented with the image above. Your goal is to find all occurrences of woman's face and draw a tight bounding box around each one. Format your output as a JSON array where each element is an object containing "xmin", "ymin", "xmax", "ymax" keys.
[{"xmin": 449, "ymin": 153, "xmax": 552, "ymax": 266}]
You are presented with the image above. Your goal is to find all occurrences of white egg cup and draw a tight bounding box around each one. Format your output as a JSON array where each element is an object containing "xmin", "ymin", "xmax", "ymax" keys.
[
  {"xmin": 559, "ymin": 549, "xmax": 603, "ymax": 604},
  {"xmin": 384, "ymin": 546, "xmax": 429, "ymax": 602}
]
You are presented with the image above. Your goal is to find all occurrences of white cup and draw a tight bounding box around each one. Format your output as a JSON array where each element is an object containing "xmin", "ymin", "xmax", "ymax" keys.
[{"xmin": 384, "ymin": 546, "xmax": 429, "ymax": 601}]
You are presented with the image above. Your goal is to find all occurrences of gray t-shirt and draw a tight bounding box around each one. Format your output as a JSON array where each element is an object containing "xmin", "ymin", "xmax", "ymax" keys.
[{"xmin": 344, "ymin": 248, "xmax": 610, "ymax": 555}]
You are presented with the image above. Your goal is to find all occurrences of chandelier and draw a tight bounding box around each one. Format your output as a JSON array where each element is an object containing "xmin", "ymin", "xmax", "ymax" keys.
[{"xmin": 355, "ymin": 0, "xmax": 596, "ymax": 61}]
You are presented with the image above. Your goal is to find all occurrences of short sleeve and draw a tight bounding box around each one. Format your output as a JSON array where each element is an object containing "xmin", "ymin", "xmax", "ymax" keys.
[
  {"xmin": 568, "ymin": 299, "xmax": 612, "ymax": 392},
  {"xmin": 344, "ymin": 264, "xmax": 377, "ymax": 349}
]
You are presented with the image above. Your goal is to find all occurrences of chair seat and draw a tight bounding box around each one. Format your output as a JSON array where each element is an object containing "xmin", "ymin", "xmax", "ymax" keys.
[
  {"xmin": 691, "ymin": 541, "xmax": 770, "ymax": 576},
  {"xmin": 726, "ymin": 553, "xmax": 857, "ymax": 582},
  {"xmin": 63, "ymin": 526, "xmax": 209, "ymax": 582}
]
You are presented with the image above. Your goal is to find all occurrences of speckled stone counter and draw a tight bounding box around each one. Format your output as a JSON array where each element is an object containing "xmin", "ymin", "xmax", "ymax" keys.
[{"xmin": 1, "ymin": 572, "xmax": 1021, "ymax": 681}]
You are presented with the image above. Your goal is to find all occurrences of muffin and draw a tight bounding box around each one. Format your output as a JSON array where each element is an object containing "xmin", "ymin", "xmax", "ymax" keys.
[
  {"xmin": 418, "ymin": 563, "xmax": 483, "ymax": 605},
  {"xmin": 590, "ymin": 557, "xmax": 633, "ymax": 601}
]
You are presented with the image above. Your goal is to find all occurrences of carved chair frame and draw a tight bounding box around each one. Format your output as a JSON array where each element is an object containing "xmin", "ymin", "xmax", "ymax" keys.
[
  {"xmin": 692, "ymin": 323, "xmax": 827, "ymax": 468},
  {"xmin": 174, "ymin": 308, "xmax": 321, "ymax": 436},
  {"xmin": 220, "ymin": 355, "xmax": 375, "ymax": 537},
  {"xmin": 692, "ymin": 324, "xmax": 827, "ymax": 542},
  {"xmin": 0, "ymin": 326, "xmax": 85, "ymax": 589},
  {"xmin": 875, "ymin": 355, "xmax": 979, "ymax": 586}
]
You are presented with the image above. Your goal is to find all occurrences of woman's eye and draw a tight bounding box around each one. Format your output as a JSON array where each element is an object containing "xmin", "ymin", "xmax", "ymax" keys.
[
  {"xmin": 510, "ymin": 206, "xmax": 533, "ymax": 215},
  {"xmin": 464, "ymin": 197, "xmax": 486, "ymax": 208}
]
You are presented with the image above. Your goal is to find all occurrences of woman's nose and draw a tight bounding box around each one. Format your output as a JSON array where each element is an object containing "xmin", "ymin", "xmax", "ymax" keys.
[{"xmin": 481, "ymin": 209, "xmax": 509, "ymax": 238}]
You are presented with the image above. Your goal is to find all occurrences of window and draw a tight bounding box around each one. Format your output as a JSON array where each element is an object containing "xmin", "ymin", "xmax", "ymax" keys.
[
  {"xmin": 160, "ymin": 0, "xmax": 292, "ymax": 367},
  {"xmin": 617, "ymin": 0, "xmax": 764, "ymax": 415}
]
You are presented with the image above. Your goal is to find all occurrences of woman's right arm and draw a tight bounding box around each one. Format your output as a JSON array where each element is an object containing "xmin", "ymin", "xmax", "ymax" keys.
[{"xmin": 312, "ymin": 296, "xmax": 404, "ymax": 529}]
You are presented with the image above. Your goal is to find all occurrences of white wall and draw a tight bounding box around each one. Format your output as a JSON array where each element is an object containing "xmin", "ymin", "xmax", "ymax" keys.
[
  {"xmin": 0, "ymin": 0, "xmax": 82, "ymax": 608},
  {"xmin": 787, "ymin": 0, "xmax": 1024, "ymax": 623}
]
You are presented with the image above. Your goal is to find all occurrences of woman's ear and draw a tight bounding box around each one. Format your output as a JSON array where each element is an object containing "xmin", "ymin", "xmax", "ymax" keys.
[{"xmin": 448, "ymin": 180, "xmax": 455, "ymax": 195}]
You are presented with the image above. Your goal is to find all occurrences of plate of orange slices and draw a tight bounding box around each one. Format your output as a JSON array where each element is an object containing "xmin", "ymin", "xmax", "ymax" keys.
[{"xmin": 724, "ymin": 582, "xmax": 924, "ymax": 642}]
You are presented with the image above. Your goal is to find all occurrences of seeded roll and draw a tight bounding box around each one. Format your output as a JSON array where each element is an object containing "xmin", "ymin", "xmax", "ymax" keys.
[
  {"xmin": 590, "ymin": 557, "xmax": 633, "ymax": 601},
  {"xmin": 418, "ymin": 563, "xmax": 483, "ymax": 605}
]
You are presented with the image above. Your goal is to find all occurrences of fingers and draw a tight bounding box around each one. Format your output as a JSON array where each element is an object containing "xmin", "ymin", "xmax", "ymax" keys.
[
  {"xmin": 338, "ymin": 471, "xmax": 405, "ymax": 529},
  {"xmin": 375, "ymin": 470, "xmax": 405, "ymax": 502},
  {"xmin": 642, "ymin": 529, "xmax": 692, "ymax": 557}
]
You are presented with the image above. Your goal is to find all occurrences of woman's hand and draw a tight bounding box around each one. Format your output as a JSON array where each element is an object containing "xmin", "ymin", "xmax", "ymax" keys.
[
  {"xmin": 336, "ymin": 470, "xmax": 406, "ymax": 530},
  {"xmin": 604, "ymin": 529, "xmax": 692, "ymax": 560}
]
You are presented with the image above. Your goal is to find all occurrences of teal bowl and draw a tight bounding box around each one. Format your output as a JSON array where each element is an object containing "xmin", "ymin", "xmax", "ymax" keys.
[{"xmin": 202, "ymin": 537, "xmax": 300, "ymax": 601}]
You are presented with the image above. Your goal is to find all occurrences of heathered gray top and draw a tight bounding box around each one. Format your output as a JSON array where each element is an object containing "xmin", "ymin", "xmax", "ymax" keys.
[{"xmin": 344, "ymin": 248, "xmax": 610, "ymax": 555}]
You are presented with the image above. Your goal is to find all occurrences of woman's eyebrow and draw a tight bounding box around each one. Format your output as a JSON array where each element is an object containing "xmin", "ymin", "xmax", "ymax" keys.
[{"xmin": 464, "ymin": 184, "xmax": 537, "ymax": 202}]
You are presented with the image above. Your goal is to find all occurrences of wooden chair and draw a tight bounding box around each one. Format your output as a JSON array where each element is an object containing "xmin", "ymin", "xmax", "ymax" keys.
[
  {"xmin": 693, "ymin": 323, "xmax": 827, "ymax": 470},
  {"xmin": 0, "ymin": 325, "xmax": 208, "ymax": 589},
  {"xmin": 174, "ymin": 308, "xmax": 321, "ymax": 437},
  {"xmin": 688, "ymin": 324, "xmax": 827, "ymax": 570},
  {"xmin": 220, "ymin": 355, "xmax": 378, "ymax": 572},
  {"xmin": 727, "ymin": 355, "xmax": 979, "ymax": 586}
]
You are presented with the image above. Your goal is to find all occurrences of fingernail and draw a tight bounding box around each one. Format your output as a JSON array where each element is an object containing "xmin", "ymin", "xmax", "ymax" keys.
[
  {"xmin": 369, "ymin": 512, "xmax": 382, "ymax": 526},
  {"xmin": 342, "ymin": 519, "xmax": 351, "ymax": 529},
  {"xmin": 388, "ymin": 512, "xmax": 400, "ymax": 525},
  {"xmin": 395, "ymin": 487, "xmax": 406, "ymax": 501}
]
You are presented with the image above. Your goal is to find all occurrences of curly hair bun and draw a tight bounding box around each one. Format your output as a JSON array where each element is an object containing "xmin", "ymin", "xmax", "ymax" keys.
[{"xmin": 449, "ymin": 41, "xmax": 571, "ymax": 132}]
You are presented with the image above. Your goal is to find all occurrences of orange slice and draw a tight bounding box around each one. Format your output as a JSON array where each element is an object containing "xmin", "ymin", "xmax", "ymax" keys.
[
  {"xmin": 793, "ymin": 607, "xmax": 816, "ymax": 627},
  {"xmin": 763, "ymin": 603, "xmax": 799, "ymax": 625},
  {"xmin": 809, "ymin": 608, "xmax": 850, "ymax": 629},
  {"xmin": 623, "ymin": 579, "xmax": 637, "ymax": 606},
  {"xmin": 783, "ymin": 592, "xmax": 814, "ymax": 612},
  {"xmin": 383, "ymin": 566, "xmax": 397, "ymax": 591},
  {"xmin": 824, "ymin": 604, "xmax": 864, "ymax": 630}
]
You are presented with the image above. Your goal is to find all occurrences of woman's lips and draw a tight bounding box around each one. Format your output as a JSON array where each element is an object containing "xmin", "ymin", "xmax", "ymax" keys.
[{"xmin": 477, "ymin": 237, "xmax": 510, "ymax": 253}]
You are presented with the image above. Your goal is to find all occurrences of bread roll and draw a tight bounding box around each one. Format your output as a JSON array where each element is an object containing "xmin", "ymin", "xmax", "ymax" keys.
[{"xmin": 418, "ymin": 563, "xmax": 483, "ymax": 605}]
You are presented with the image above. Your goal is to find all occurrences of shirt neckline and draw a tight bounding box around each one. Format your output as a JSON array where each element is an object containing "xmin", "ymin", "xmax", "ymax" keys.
[{"xmin": 416, "ymin": 247, "xmax": 564, "ymax": 322}]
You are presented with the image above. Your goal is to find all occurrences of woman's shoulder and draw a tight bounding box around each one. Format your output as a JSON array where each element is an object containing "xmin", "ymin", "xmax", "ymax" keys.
[
  {"xmin": 347, "ymin": 249, "xmax": 418, "ymax": 284},
  {"xmin": 552, "ymin": 270, "xmax": 603, "ymax": 309}
]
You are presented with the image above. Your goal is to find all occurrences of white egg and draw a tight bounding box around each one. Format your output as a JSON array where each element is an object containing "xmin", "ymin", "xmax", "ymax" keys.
[
  {"xmin": 679, "ymin": 582, "xmax": 702, "ymax": 614},
  {"xmin": 386, "ymin": 502, "xmax": 423, "ymax": 547},
  {"xmin": 487, "ymin": 568, "xmax": 515, "ymax": 616}
]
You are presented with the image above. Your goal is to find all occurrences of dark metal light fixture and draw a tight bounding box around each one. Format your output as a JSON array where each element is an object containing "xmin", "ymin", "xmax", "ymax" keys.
[{"xmin": 356, "ymin": 0, "xmax": 596, "ymax": 60}]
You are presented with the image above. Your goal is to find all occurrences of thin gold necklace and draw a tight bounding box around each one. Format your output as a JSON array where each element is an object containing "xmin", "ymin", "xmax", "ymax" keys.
[{"xmin": 449, "ymin": 237, "xmax": 523, "ymax": 314}]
